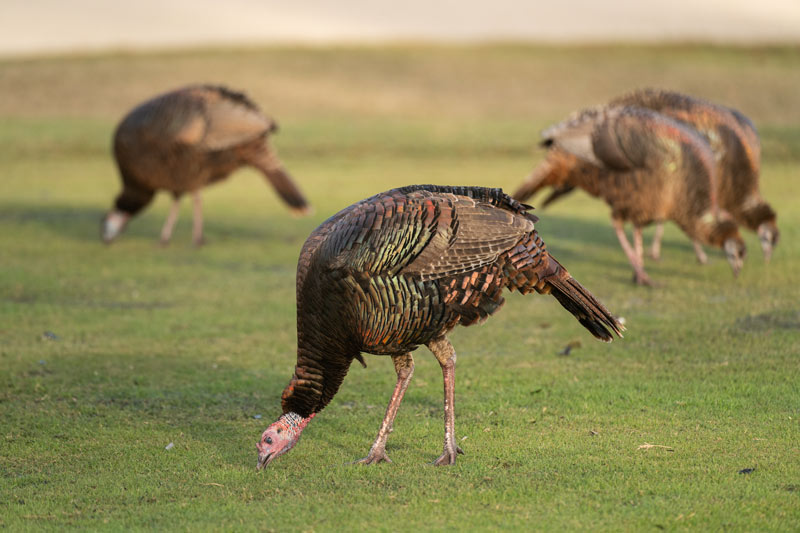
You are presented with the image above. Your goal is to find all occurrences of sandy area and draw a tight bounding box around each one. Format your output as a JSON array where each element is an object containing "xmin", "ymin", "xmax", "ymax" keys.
[{"xmin": 1, "ymin": 0, "xmax": 799, "ymax": 56}]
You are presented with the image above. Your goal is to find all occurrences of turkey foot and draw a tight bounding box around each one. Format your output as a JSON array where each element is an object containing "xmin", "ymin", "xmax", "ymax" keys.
[
  {"xmin": 633, "ymin": 271, "xmax": 653, "ymax": 286},
  {"xmin": 354, "ymin": 448, "xmax": 392, "ymax": 465},
  {"xmin": 433, "ymin": 444, "xmax": 465, "ymax": 466}
]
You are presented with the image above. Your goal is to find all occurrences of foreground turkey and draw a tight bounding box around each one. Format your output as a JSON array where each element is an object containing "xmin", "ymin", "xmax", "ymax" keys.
[
  {"xmin": 610, "ymin": 89, "xmax": 778, "ymax": 261},
  {"xmin": 256, "ymin": 185, "xmax": 623, "ymax": 469},
  {"xmin": 102, "ymin": 85, "xmax": 310, "ymax": 244},
  {"xmin": 513, "ymin": 105, "xmax": 746, "ymax": 285}
]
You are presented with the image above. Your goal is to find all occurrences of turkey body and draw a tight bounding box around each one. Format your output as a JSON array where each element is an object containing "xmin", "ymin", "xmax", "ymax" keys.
[
  {"xmin": 512, "ymin": 105, "xmax": 746, "ymax": 284},
  {"xmin": 610, "ymin": 89, "xmax": 778, "ymax": 260},
  {"xmin": 257, "ymin": 185, "xmax": 623, "ymax": 468},
  {"xmin": 515, "ymin": 89, "xmax": 777, "ymax": 262},
  {"xmin": 104, "ymin": 85, "xmax": 309, "ymax": 244}
]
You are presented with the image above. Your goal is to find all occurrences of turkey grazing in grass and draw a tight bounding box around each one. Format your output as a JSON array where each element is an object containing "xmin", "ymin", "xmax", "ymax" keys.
[
  {"xmin": 609, "ymin": 88, "xmax": 778, "ymax": 261},
  {"xmin": 516, "ymin": 89, "xmax": 778, "ymax": 263},
  {"xmin": 512, "ymin": 106, "xmax": 746, "ymax": 285},
  {"xmin": 256, "ymin": 185, "xmax": 623, "ymax": 469},
  {"xmin": 102, "ymin": 85, "xmax": 310, "ymax": 245}
]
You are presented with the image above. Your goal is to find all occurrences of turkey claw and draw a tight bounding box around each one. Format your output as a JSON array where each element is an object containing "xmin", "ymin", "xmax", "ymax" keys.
[
  {"xmin": 353, "ymin": 451, "xmax": 392, "ymax": 465},
  {"xmin": 433, "ymin": 445, "xmax": 464, "ymax": 466}
]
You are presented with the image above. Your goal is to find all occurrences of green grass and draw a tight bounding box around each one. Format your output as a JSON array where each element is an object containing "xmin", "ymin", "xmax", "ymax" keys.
[{"xmin": 1, "ymin": 44, "xmax": 799, "ymax": 531}]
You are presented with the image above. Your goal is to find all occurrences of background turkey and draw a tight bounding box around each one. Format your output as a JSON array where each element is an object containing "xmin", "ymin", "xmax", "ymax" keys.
[
  {"xmin": 610, "ymin": 88, "xmax": 778, "ymax": 262},
  {"xmin": 102, "ymin": 84, "xmax": 310, "ymax": 245},
  {"xmin": 256, "ymin": 185, "xmax": 623, "ymax": 469},
  {"xmin": 513, "ymin": 105, "xmax": 746, "ymax": 285},
  {"xmin": 516, "ymin": 88, "xmax": 778, "ymax": 262}
]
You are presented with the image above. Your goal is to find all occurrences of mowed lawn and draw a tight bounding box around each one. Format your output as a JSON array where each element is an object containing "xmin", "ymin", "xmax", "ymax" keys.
[{"xmin": 1, "ymin": 45, "xmax": 799, "ymax": 531}]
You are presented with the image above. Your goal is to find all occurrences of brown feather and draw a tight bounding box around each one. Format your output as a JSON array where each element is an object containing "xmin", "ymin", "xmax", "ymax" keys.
[
  {"xmin": 610, "ymin": 88, "xmax": 774, "ymax": 233},
  {"xmin": 280, "ymin": 185, "xmax": 623, "ymax": 418},
  {"xmin": 110, "ymin": 84, "xmax": 309, "ymax": 218},
  {"xmin": 514, "ymin": 105, "xmax": 743, "ymax": 255}
]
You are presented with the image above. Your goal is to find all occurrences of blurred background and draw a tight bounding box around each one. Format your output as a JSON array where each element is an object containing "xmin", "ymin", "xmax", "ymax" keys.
[
  {"xmin": 2, "ymin": 0, "xmax": 800, "ymax": 55},
  {"xmin": 2, "ymin": 2, "xmax": 799, "ymax": 531}
]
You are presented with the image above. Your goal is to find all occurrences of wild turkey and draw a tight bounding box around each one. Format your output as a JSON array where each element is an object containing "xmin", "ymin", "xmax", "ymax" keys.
[
  {"xmin": 102, "ymin": 85, "xmax": 310, "ymax": 245},
  {"xmin": 512, "ymin": 106, "xmax": 746, "ymax": 285},
  {"xmin": 255, "ymin": 185, "xmax": 623, "ymax": 469},
  {"xmin": 516, "ymin": 89, "xmax": 778, "ymax": 262},
  {"xmin": 610, "ymin": 89, "xmax": 778, "ymax": 261}
]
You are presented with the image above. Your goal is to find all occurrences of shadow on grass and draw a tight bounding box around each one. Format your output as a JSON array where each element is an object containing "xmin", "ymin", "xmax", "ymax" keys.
[
  {"xmin": 735, "ymin": 309, "xmax": 800, "ymax": 332},
  {"xmin": 0, "ymin": 201, "xmax": 314, "ymax": 246},
  {"xmin": 8, "ymin": 348, "xmax": 291, "ymax": 422},
  {"xmin": 0, "ymin": 202, "xmax": 108, "ymax": 242},
  {"xmin": 0, "ymin": 200, "xmax": 721, "ymax": 290},
  {"xmin": 531, "ymin": 213, "xmax": 715, "ymax": 281},
  {"xmin": 535, "ymin": 212, "xmax": 696, "ymax": 255},
  {"xmin": 0, "ymin": 199, "xmax": 714, "ymax": 255}
]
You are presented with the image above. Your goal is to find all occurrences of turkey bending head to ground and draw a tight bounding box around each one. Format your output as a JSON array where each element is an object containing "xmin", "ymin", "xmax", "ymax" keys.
[
  {"xmin": 609, "ymin": 88, "xmax": 778, "ymax": 262},
  {"xmin": 102, "ymin": 85, "xmax": 310, "ymax": 245},
  {"xmin": 515, "ymin": 88, "xmax": 777, "ymax": 263},
  {"xmin": 513, "ymin": 105, "xmax": 746, "ymax": 285},
  {"xmin": 256, "ymin": 185, "xmax": 624, "ymax": 469}
]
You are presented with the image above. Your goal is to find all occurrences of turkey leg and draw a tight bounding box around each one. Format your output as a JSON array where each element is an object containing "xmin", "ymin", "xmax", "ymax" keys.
[
  {"xmin": 650, "ymin": 223, "xmax": 664, "ymax": 260},
  {"xmin": 191, "ymin": 191, "xmax": 205, "ymax": 246},
  {"xmin": 692, "ymin": 241, "xmax": 708, "ymax": 264},
  {"xmin": 427, "ymin": 336, "xmax": 464, "ymax": 466},
  {"xmin": 159, "ymin": 197, "xmax": 181, "ymax": 245},
  {"xmin": 633, "ymin": 226, "xmax": 645, "ymax": 264},
  {"xmin": 355, "ymin": 353, "xmax": 414, "ymax": 465},
  {"xmin": 613, "ymin": 219, "xmax": 652, "ymax": 286}
]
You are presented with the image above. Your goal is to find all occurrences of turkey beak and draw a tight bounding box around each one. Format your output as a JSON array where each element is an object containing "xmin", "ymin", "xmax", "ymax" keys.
[
  {"xmin": 759, "ymin": 235, "xmax": 773, "ymax": 263},
  {"xmin": 724, "ymin": 239, "xmax": 744, "ymax": 278},
  {"xmin": 730, "ymin": 260, "xmax": 741, "ymax": 278},
  {"xmin": 757, "ymin": 223, "xmax": 778, "ymax": 263},
  {"xmin": 761, "ymin": 241, "xmax": 773, "ymax": 263},
  {"xmin": 256, "ymin": 451, "xmax": 272, "ymax": 471}
]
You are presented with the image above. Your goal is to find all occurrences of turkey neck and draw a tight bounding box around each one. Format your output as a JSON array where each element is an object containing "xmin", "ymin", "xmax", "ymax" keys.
[
  {"xmin": 276, "ymin": 411, "xmax": 314, "ymax": 438},
  {"xmin": 281, "ymin": 268, "xmax": 361, "ymax": 418}
]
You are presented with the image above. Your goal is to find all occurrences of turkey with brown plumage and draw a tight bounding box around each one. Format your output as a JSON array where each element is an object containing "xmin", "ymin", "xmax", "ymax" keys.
[
  {"xmin": 102, "ymin": 85, "xmax": 310, "ymax": 245},
  {"xmin": 610, "ymin": 88, "xmax": 777, "ymax": 262},
  {"xmin": 513, "ymin": 105, "xmax": 746, "ymax": 285},
  {"xmin": 256, "ymin": 185, "xmax": 623, "ymax": 469},
  {"xmin": 515, "ymin": 89, "xmax": 776, "ymax": 263}
]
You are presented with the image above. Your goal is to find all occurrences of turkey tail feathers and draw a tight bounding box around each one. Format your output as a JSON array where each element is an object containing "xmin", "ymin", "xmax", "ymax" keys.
[
  {"xmin": 263, "ymin": 166, "xmax": 310, "ymax": 211},
  {"xmin": 504, "ymin": 230, "xmax": 623, "ymax": 342},
  {"xmin": 546, "ymin": 272, "xmax": 624, "ymax": 342}
]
